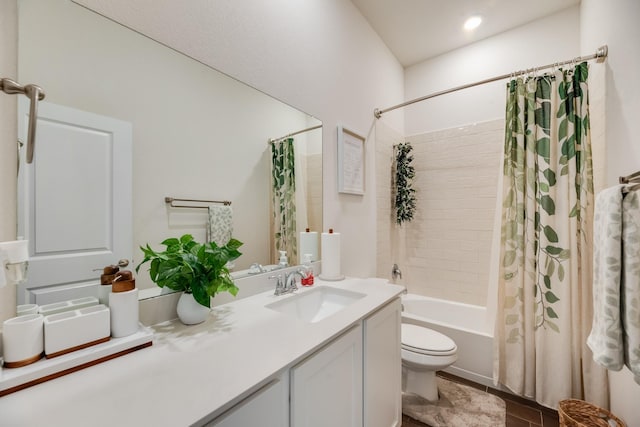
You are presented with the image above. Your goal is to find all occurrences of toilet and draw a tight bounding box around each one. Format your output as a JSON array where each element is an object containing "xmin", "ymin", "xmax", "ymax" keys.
[{"xmin": 401, "ymin": 323, "xmax": 458, "ymax": 401}]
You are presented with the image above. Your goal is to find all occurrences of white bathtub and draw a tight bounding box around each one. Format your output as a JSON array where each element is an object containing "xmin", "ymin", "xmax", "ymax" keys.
[{"xmin": 401, "ymin": 293, "xmax": 495, "ymax": 387}]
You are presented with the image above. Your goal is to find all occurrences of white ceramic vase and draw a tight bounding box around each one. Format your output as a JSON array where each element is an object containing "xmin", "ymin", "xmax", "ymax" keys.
[{"xmin": 176, "ymin": 292, "xmax": 210, "ymax": 325}]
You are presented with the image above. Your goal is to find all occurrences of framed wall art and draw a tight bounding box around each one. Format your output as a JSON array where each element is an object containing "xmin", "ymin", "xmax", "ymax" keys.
[{"xmin": 337, "ymin": 126, "xmax": 365, "ymax": 195}]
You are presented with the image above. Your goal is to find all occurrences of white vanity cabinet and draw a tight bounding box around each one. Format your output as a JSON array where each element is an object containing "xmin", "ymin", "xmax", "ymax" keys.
[
  {"xmin": 290, "ymin": 324, "xmax": 364, "ymax": 427},
  {"xmin": 364, "ymin": 298, "xmax": 402, "ymax": 427},
  {"xmin": 0, "ymin": 279, "xmax": 405, "ymax": 427},
  {"xmin": 206, "ymin": 298, "xmax": 402, "ymax": 427},
  {"xmin": 205, "ymin": 372, "xmax": 289, "ymax": 427}
]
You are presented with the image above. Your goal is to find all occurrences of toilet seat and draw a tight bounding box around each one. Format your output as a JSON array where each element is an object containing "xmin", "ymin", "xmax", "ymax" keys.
[{"xmin": 401, "ymin": 324, "xmax": 457, "ymax": 356}]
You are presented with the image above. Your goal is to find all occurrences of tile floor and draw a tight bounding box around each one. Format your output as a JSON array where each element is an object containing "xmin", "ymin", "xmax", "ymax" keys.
[{"xmin": 401, "ymin": 372, "xmax": 560, "ymax": 427}]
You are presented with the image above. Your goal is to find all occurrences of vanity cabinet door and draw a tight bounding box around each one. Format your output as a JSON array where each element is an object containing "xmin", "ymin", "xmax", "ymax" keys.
[
  {"xmin": 290, "ymin": 323, "xmax": 363, "ymax": 427},
  {"xmin": 364, "ymin": 298, "xmax": 402, "ymax": 427},
  {"xmin": 205, "ymin": 372, "xmax": 289, "ymax": 427}
]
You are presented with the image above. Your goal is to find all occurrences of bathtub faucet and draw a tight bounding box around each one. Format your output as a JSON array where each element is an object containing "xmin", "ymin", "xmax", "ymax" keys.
[{"xmin": 392, "ymin": 263, "xmax": 402, "ymax": 280}]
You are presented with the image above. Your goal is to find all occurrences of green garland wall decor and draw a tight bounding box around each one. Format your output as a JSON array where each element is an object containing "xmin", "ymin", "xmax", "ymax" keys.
[{"xmin": 395, "ymin": 142, "xmax": 416, "ymax": 225}]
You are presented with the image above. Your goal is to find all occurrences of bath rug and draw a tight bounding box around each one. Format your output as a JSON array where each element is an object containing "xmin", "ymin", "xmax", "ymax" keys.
[{"xmin": 402, "ymin": 377, "xmax": 506, "ymax": 427}]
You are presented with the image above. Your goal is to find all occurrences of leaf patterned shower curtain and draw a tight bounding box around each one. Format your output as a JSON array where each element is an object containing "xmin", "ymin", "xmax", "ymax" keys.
[
  {"xmin": 494, "ymin": 63, "xmax": 608, "ymax": 408},
  {"xmin": 271, "ymin": 138, "xmax": 297, "ymax": 261}
]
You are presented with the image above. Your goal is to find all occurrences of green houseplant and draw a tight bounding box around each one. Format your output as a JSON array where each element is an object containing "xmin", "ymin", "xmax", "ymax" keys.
[{"xmin": 136, "ymin": 234, "xmax": 243, "ymax": 312}]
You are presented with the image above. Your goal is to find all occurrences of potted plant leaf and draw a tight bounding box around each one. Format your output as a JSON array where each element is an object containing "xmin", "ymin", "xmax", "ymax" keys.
[{"xmin": 136, "ymin": 234, "xmax": 243, "ymax": 324}]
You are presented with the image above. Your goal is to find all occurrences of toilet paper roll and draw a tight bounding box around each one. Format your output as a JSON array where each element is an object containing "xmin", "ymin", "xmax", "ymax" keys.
[
  {"xmin": 299, "ymin": 231, "xmax": 319, "ymax": 263},
  {"xmin": 320, "ymin": 231, "xmax": 344, "ymax": 281}
]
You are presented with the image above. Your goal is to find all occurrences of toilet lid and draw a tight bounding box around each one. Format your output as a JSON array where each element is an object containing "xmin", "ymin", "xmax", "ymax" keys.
[{"xmin": 401, "ymin": 324, "xmax": 456, "ymax": 354}]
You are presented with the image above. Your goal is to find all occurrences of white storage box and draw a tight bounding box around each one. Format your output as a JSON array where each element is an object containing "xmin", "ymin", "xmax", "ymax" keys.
[
  {"xmin": 39, "ymin": 297, "xmax": 99, "ymax": 317},
  {"xmin": 44, "ymin": 305, "xmax": 110, "ymax": 358}
]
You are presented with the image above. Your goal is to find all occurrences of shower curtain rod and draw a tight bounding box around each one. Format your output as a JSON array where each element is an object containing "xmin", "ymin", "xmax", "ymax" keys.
[
  {"xmin": 268, "ymin": 124, "xmax": 322, "ymax": 144},
  {"xmin": 374, "ymin": 45, "xmax": 608, "ymax": 119}
]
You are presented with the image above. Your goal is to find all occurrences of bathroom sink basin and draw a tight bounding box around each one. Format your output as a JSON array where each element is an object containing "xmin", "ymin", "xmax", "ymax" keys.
[{"xmin": 265, "ymin": 286, "xmax": 366, "ymax": 323}]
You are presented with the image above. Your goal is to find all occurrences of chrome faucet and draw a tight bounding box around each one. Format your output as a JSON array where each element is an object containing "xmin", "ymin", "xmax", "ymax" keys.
[
  {"xmin": 391, "ymin": 263, "xmax": 402, "ymax": 280},
  {"xmin": 284, "ymin": 270, "xmax": 305, "ymax": 293},
  {"xmin": 270, "ymin": 270, "xmax": 305, "ymax": 296},
  {"xmin": 249, "ymin": 263, "xmax": 266, "ymax": 274}
]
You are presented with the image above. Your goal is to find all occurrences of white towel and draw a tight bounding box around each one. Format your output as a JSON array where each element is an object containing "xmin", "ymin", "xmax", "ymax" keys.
[
  {"xmin": 587, "ymin": 185, "xmax": 625, "ymax": 370},
  {"xmin": 622, "ymin": 190, "xmax": 640, "ymax": 384},
  {"xmin": 206, "ymin": 205, "xmax": 233, "ymax": 247}
]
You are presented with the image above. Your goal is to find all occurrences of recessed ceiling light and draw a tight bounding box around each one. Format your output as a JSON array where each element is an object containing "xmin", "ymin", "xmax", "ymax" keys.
[{"xmin": 464, "ymin": 15, "xmax": 482, "ymax": 31}]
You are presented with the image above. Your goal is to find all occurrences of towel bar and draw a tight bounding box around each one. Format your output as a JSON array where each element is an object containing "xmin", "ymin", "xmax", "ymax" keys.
[{"xmin": 620, "ymin": 170, "xmax": 640, "ymax": 194}]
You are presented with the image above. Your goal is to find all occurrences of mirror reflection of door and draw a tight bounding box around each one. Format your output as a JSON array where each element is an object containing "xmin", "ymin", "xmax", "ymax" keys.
[{"xmin": 17, "ymin": 99, "xmax": 132, "ymax": 305}]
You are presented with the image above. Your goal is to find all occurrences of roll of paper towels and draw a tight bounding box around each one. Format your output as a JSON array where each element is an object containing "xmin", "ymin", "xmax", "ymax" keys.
[
  {"xmin": 299, "ymin": 230, "xmax": 319, "ymax": 263},
  {"xmin": 320, "ymin": 230, "xmax": 343, "ymax": 280}
]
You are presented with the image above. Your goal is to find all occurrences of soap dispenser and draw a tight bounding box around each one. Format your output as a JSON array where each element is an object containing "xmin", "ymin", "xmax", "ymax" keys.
[
  {"xmin": 278, "ymin": 250, "xmax": 288, "ymax": 268},
  {"xmin": 301, "ymin": 253, "xmax": 314, "ymax": 286},
  {"xmin": 109, "ymin": 270, "xmax": 139, "ymax": 338}
]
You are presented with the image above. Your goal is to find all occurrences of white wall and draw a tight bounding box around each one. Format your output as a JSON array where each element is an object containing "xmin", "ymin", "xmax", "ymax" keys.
[
  {"xmin": 403, "ymin": 6, "xmax": 580, "ymax": 135},
  {"xmin": 73, "ymin": 0, "xmax": 406, "ymax": 278},
  {"xmin": 581, "ymin": 0, "xmax": 640, "ymax": 423}
]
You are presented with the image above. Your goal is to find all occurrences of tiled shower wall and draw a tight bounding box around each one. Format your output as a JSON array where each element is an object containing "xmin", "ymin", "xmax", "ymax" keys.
[{"xmin": 376, "ymin": 120, "xmax": 503, "ymax": 307}]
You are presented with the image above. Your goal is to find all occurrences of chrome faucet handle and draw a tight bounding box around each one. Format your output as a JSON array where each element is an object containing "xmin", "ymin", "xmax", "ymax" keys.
[
  {"xmin": 269, "ymin": 274, "xmax": 286, "ymax": 296},
  {"xmin": 287, "ymin": 275, "xmax": 298, "ymax": 292}
]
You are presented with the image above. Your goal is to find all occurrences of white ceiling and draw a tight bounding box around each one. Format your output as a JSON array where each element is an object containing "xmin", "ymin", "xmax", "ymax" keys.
[{"xmin": 350, "ymin": 0, "xmax": 580, "ymax": 67}]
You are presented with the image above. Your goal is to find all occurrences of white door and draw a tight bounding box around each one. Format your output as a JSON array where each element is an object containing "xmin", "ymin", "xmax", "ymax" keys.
[
  {"xmin": 17, "ymin": 100, "xmax": 132, "ymax": 304},
  {"xmin": 290, "ymin": 324, "xmax": 363, "ymax": 427}
]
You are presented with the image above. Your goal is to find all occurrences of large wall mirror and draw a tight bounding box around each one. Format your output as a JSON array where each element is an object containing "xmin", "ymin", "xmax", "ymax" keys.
[{"xmin": 16, "ymin": 0, "xmax": 322, "ymax": 302}]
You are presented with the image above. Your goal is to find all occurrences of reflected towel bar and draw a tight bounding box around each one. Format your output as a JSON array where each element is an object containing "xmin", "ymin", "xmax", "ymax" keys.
[
  {"xmin": 620, "ymin": 171, "xmax": 640, "ymax": 194},
  {"xmin": 619, "ymin": 171, "xmax": 640, "ymax": 184},
  {"xmin": 165, "ymin": 197, "xmax": 231, "ymax": 209}
]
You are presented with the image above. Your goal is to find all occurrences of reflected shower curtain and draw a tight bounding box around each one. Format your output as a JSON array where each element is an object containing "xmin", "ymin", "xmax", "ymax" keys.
[
  {"xmin": 271, "ymin": 138, "xmax": 297, "ymax": 261},
  {"xmin": 494, "ymin": 63, "xmax": 608, "ymax": 408}
]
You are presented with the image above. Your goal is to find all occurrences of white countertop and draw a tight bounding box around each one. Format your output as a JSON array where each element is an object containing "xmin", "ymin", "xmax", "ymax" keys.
[{"xmin": 0, "ymin": 277, "xmax": 404, "ymax": 426}]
